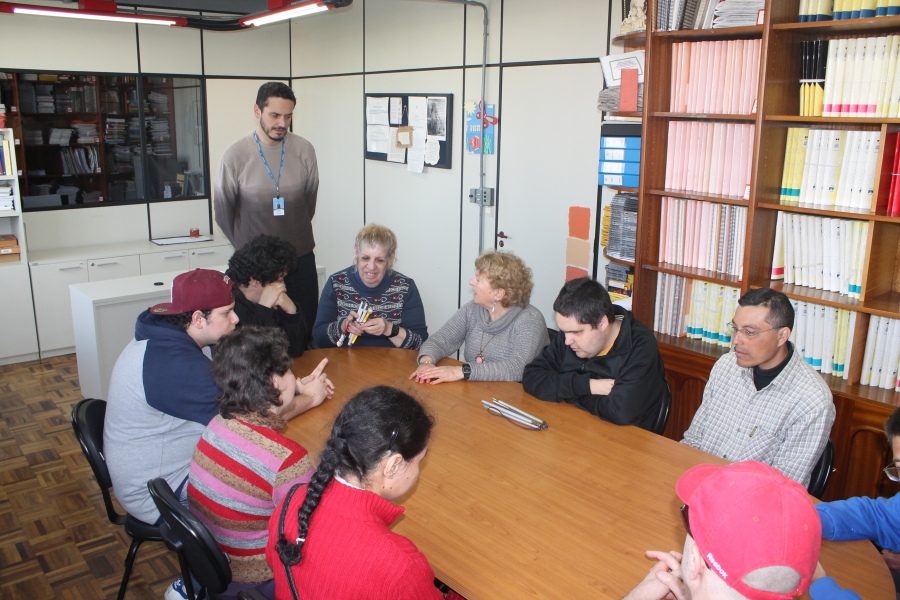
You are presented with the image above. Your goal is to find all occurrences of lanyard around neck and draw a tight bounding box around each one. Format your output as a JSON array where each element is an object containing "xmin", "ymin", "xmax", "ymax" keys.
[{"xmin": 254, "ymin": 131, "xmax": 285, "ymax": 198}]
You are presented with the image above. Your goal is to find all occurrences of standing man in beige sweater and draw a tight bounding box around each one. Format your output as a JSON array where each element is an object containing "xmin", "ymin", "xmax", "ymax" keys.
[{"xmin": 215, "ymin": 82, "xmax": 320, "ymax": 334}]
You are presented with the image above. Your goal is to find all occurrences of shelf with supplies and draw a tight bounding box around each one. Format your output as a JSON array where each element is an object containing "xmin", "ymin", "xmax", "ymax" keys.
[
  {"xmin": 633, "ymin": 0, "xmax": 900, "ymax": 501},
  {"xmin": 611, "ymin": 31, "xmax": 647, "ymax": 45},
  {"xmin": 603, "ymin": 248, "xmax": 635, "ymax": 267}
]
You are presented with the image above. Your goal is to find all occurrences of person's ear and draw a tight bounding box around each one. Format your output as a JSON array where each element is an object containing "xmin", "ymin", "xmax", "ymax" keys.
[
  {"xmin": 777, "ymin": 326, "xmax": 791, "ymax": 346},
  {"xmin": 253, "ymin": 103, "xmax": 262, "ymax": 119},
  {"xmin": 190, "ymin": 310, "xmax": 206, "ymax": 329},
  {"xmin": 495, "ymin": 288, "xmax": 507, "ymax": 303},
  {"xmin": 383, "ymin": 453, "xmax": 405, "ymax": 479},
  {"xmin": 598, "ymin": 316, "xmax": 609, "ymax": 331},
  {"xmin": 249, "ymin": 278, "xmax": 262, "ymax": 289},
  {"xmin": 685, "ymin": 537, "xmax": 706, "ymax": 582}
]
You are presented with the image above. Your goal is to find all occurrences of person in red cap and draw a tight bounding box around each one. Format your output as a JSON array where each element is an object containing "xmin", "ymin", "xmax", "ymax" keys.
[{"xmin": 622, "ymin": 460, "xmax": 856, "ymax": 600}]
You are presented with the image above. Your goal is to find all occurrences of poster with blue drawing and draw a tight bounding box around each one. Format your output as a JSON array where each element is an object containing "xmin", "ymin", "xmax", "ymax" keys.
[{"xmin": 465, "ymin": 101, "xmax": 496, "ymax": 154}]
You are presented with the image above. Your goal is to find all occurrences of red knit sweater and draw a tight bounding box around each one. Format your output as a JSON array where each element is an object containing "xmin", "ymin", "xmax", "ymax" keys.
[{"xmin": 266, "ymin": 479, "xmax": 443, "ymax": 600}]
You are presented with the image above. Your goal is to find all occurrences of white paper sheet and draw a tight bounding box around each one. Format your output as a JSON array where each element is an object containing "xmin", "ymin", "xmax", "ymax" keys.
[
  {"xmin": 398, "ymin": 130, "xmax": 411, "ymax": 146},
  {"xmin": 407, "ymin": 148, "xmax": 425, "ymax": 173},
  {"xmin": 366, "ymin": 97, "xmax": 389, "ymax": 125},
  {"xmin": 425, "ymin": 137, "xmax": 441, "ymax": 165},
  {"xmin": 412, "ymin": 127, "xmax": 427, "ymax": 150},
  {"xmin": 366, "ymin": 125, "xmax": 390, "ymax": 154},
  {"xmin": 408, "ymin": 96, "xmax": 427, "ymax": 129},
  {"xmin": 387, "ymin": 128, "xmax": 406, "ymax": 163},
  {"xmin": 389, "ymin": 97, "xmax": 403, "ymax": 125}
]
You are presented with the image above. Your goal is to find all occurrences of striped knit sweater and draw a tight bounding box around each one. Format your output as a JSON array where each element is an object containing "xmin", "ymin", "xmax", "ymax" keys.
[{"xmin": 187, "ymin": 413, "xmax": 314, "ymax": 583}]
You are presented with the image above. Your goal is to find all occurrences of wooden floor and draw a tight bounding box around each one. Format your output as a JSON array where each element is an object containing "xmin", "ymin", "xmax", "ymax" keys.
[{"xmin": 0, "ymin": 354, "xmax": 180, "ymax": 599}]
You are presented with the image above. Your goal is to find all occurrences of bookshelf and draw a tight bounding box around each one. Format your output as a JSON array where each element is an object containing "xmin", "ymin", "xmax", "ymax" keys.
[
  {"xmin": 635, "ymin": 0, "xmax": 900, "ymax": 502},
  {"xmin": 0, "ymin": 71, "xmax": 206, "ymax": 210}
]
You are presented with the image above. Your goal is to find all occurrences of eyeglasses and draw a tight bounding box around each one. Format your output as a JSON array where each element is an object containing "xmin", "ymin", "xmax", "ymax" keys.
[
  {"xmin": 884, "ymin": 464, "xmax": 900, "ymax": 482},
  {"xmin": 681, "ymin": 504, "xmax": 712, "ymax": 570},
  {"xmin": 726, "ymin": 322, "xmax": 778, "ymax": 339}
]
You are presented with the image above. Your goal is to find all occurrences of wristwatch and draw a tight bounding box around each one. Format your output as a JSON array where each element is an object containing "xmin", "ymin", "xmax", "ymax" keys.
[
  {"xmin": 387, "ymin": 323, "xmax": 401, "ymax": 338},
  {"xmin": 461, "ymin": 363, "xmax": 472, "ymax": 380}
]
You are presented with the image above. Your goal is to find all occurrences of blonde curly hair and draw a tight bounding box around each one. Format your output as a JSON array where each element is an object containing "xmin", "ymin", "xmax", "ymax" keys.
[
  {"xmin": 354, "ymin": 223, "xmax": 398, "ymax": 270},
  {"xmin": 474, "ymin": 251, "xmax": 534, "ymax": 308}
]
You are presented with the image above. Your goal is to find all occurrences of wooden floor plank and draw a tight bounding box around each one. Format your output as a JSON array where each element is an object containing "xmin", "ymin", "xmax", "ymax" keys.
[{"xmin": 0, "ymin": 354, "xmax": 180, "ymax": 599}]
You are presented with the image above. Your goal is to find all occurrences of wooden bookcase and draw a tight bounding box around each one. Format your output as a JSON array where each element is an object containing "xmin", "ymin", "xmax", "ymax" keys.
[{"xmin": 635, "ymin": 0, "xmax": 900, "ymax": 501}]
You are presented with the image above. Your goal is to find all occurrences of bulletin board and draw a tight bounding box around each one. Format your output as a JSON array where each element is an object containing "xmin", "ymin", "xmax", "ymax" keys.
[{"xmin": 364, "ymin": 93, "xmax": 453, "ymax": 170}]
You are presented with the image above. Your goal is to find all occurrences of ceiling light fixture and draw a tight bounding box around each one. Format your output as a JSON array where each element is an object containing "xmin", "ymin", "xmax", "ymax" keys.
[
  {"xmin": 239, "ymin": 0, "xmax": 351, "ymax": 28},
  {"xmin": 0, "ymin": 1, "xmax": 187, "ymax": 26}
]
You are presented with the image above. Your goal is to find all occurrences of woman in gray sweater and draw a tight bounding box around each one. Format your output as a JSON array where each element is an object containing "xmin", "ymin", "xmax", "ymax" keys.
[{"xmin": 410, "ymin": 251, "xmax": 549, "ymax": 383}]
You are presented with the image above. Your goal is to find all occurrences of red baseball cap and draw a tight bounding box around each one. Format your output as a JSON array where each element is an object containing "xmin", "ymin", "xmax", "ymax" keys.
[
  {"xmin": 151, "ymin": 269, "xmax": 234, "ymax": 315},
  {"xmin": 676, "ymin": 461, "xmax": 820, "ymax": 600}
]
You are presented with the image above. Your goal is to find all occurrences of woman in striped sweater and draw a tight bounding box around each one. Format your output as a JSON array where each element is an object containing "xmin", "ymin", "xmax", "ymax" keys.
[{"xmin": 187, "ymin": 326, "xmax": 315, "ymax": 599}]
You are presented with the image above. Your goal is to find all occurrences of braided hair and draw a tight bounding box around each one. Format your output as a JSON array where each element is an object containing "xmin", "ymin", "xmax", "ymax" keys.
[{"xmin": 275, "ymin": 386, "xmax": 434, "ymax": 567}]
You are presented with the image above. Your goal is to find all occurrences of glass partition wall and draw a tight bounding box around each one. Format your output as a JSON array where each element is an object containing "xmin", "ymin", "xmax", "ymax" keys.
[{"xmin": 0, "ymin": 71, "xmax": 208, "ymax": 210}]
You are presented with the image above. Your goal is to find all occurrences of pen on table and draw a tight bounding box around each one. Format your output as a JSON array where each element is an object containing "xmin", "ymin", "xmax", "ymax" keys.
[
  {"xmin": 493, "ymin": 398, "xmax": 547, "ymax": 427},
  {"xmin": 481, "ymin": 400, "xmax": 541, "ymax": 428},
  {"xmin": 749, "ymin": 425, "xmax": 758, "ymax": 437}
]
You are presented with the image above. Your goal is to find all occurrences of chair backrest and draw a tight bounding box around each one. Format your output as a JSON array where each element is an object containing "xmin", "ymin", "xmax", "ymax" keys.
[
  {"xmin": 807, "ymin": 438, "xmax": 835, "ymax": 500},
  {"xmin": 650, "ymin": 379, "xmax": 672, "ymax": 436},
  {"xmin": 71, "ymin": 398, "xmax": 124, "ymax": 525},
  {"xmin": 547, "ymin": 328, "xmax": 559, "ymax": 345},
  {"xmin": 148, "ymin": 478, "xmax": 231, "ymax": 595}
]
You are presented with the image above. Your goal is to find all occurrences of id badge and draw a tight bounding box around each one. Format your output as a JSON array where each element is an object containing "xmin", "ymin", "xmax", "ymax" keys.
[{"xmin": 273, "ymin": 197, "xmax": 285, "ymax": 216}]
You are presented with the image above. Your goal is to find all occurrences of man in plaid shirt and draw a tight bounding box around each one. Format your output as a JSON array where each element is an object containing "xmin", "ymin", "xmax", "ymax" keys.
[{"xmin": 681, "ymin": 288, "xmax": 834, "ymax": 487}]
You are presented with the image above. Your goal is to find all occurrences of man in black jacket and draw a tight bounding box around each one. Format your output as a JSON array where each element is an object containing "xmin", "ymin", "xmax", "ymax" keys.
[
  {"xmin": 522, "ymin": 277, "xmax": 667, "ymax": 430},
  {"xmin": 226, "ymin": 234, "xmax": 310, "ymax": 356}
]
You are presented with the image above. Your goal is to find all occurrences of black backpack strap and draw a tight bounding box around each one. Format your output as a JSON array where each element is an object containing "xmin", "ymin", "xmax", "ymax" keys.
[{"xmin": 278, "ymin": 483, "xmax": 304, "ymax": 600}]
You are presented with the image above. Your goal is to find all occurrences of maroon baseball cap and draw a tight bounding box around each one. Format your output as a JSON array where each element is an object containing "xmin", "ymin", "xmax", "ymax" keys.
[
  {"xmin": 151, "ymin": 269, "xmax": 234, "ymax": 315},
  {"xmin": 676, "ymin": 461, "xmax": 820, "ymax": 600}
]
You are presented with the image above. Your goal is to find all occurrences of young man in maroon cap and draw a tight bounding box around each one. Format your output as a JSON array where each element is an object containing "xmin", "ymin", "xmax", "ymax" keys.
[
  {"xmin": 623, "ymin": 460, "xmax": 858, "ymax": 600},
  {"xmin": 104, "ymin": 269, "xmax": 333, "ymax": 528}
]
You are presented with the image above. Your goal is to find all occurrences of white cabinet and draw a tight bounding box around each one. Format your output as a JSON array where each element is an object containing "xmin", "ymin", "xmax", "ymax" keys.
[
  {"xmin": 30, "ymin": 260, "xmax": 89, "ymax": 356},
  {"xmin": 88, "ymin": 255, "xmax": 141, "ymax": 282},
  {"xmin": 189, "ymin": 246, "xmax": 232, "ymax": 269},
  {"xmin": 140, "ymin": 250, "xmax": 189, "ymax": 275},
  {"xmin": 0, "ymin": 264, "xmax": 39, "ymax": 364}
]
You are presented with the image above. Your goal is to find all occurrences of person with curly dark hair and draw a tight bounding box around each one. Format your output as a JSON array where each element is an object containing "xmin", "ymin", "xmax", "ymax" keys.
[
  {"xmin": 226, "ymin": 234, "xmax": 309, "ymax": 357},
  {"xmin": 187, "ymin": 326, "xmax": 322, "ymax": 599},
  {"xmin": 266, "ymin": 386, "xmax": 443, "ymax": 600}
]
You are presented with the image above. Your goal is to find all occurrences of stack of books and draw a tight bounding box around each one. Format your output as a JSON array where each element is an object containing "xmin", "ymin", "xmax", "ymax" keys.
[
  {"xmin": 147, "ymin": 91, "xmax": 169, "ymax": 114},
  {"xmin": 0, "ymin": 183, "xmax": 14, "ymax": 211},
  {"xmin": 665, "ymin": 122, "xmax": 755, "ymax": 198},
  {"xmin": 607, "ymin": 193, "xmax": 638, "ymax": 262},
  {"xmin": 670, "ymin": 39, "xmax": 761, "ymax": 115},
  {"xmin": 35, "ymin": 84, "xmax": 54, "ymax": 113},
  {"xmin": 653, "ymin": 273, "xmax": 740, "ymax": 346},
  {"xmin": 657, "ymin": 0, "xmax": 763, "ymax": 31},
  {"xmin": 861, "ymin": 315, "xmax": 900, "ymax": 390},
  {"xmin": 789, "ymin": 299, "xmax": 857, "ymax": 379},
  {"xmin": 818, "ymin": 36, "xmax": 900, "ymax": 118},
  {"xmin": 600, "ymin": 123, "xmax": 642, "ymax": 188},
  {"xmin": 712, "ymin": 0, "xmax": 765, "ymax": 28},
  {"xmin": 659, "ymin": 198, "xmax": 746, "ymax": 278},
  {"xmin": 54, "ymin": 87, "xmax": 74, "ymax": 113},
  {"xmin": 105, "ymin": 118, "xmax": 126, "ymax": 144},
  {"xmin": 606, "ymin": 263, "xmax": 634, "ymax": 298},
  {"xmin": 779, "ymin": 128, "xmax": 881, "ymax": 210},
  {"xmin": 23, "ymin": 129, "xmax": 43, "ymax": 145},
  {"xmin": 109, "ymin": 145, "xmax": 135, "ymax": 174},
  {"xmin": 771, "ymin": 213, "xmax": 868, "ymax": 298},
  {"xmin": 48, "ymin": 128, "xmax": 73, "ymax": 146},
  {"xmin": 146, "ymin": 117, "xmax": 172, "ymax": 156},
  {"xmin": 798, "ymin": 0, "xmax": 900, "ymax": 21},
  {"xmin": 72, "ymin": 121, "xmax": 99, "ymax": 145}
]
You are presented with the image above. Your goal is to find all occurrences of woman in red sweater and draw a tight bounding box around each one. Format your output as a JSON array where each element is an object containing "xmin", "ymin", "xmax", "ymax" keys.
[{"xmin": 266, "ymin": 386, "xmax": 443, "ymax": 600}]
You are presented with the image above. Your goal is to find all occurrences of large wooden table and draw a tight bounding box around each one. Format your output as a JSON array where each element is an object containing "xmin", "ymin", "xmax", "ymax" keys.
[{"xmin": 288, "ymin": 348, "xmax": 893, "ymax": 600}]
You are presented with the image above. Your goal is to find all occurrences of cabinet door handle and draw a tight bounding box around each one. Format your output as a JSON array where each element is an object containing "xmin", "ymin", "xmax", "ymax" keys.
[
  {"xmin": 193, "ymin": 251, "xmax": 215, "ymax": 256},
  {"xmin": 164, "ymin": 254, "xmax": 185, "ymax": 259},
  {"xmin": 58, "ymin": 265, "xmax": 83, "ymax": 271},
  {"xmin": 92, "ymin": 261, "xmax": 118, "ymax": 267}
]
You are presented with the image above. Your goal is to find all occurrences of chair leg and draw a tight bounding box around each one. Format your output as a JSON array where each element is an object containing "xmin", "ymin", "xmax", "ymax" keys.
[
  {"xmin": 178, "ymin": 552, "xmax": 196, "ymax": 600},
  {"xmin": 117, "ymin": 537, "xmax": 143, "ymax": 600}
]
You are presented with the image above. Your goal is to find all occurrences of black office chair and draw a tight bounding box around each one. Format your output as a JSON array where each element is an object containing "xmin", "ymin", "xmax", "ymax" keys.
[
  {"xmin": 148, "ymin": 478, "xmax": 232, "ymax": 600},
  {"xmin": 71, "ymin": 399, "xmax": 163, "ymax": 600},
  {"xmin": 807, "ymin": 438, "xmax": 835, "ymax": 500},
  {"xmin": 650, "ymin": 380, "xmax": 672, "ymax": 436},
  {"xmin": 547, "ymin": 327, "xmax": 558, "ymax": 345}
]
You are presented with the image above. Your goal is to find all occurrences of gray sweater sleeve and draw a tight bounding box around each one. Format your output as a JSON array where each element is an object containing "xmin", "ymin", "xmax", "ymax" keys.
[
  {"xmin": 417, "ymin": 304, "xmax": 470, "ymax": 363},
  {"xmin": 468, "ymin": 305, "xmax": 550, "ymax": 382}
]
